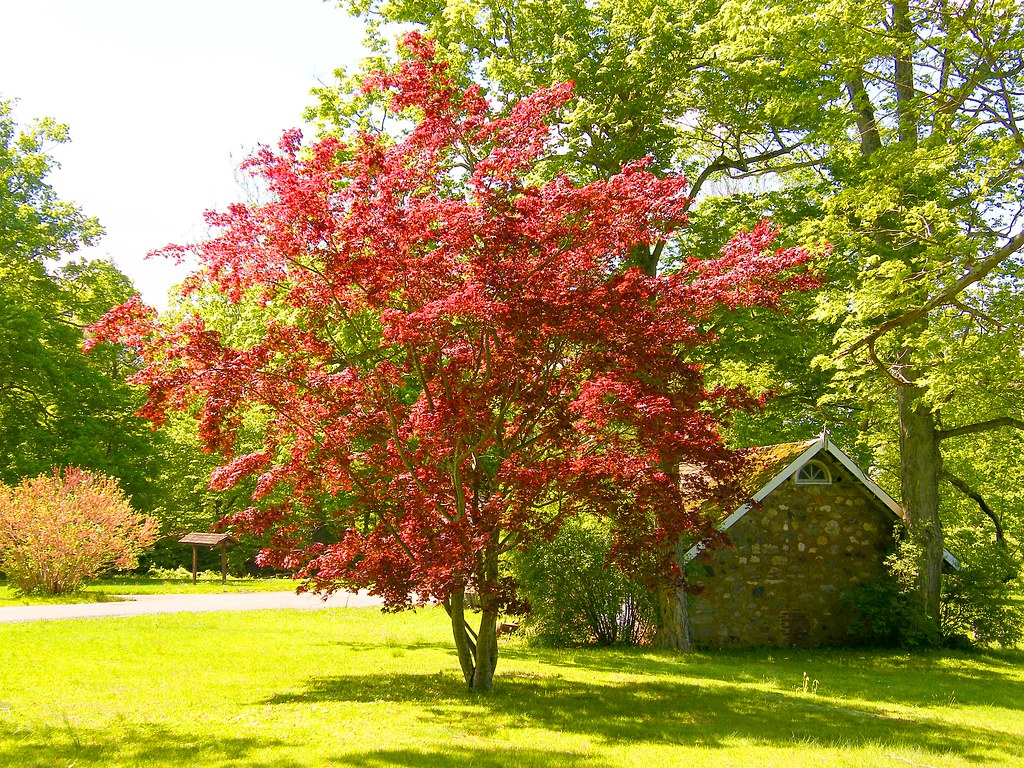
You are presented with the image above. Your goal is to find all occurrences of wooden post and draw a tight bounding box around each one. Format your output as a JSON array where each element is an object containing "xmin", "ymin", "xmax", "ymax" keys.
[
  {"xmin": 220, "ymin": 542, "xmax": 227, "ymax": 585},
  {"xmin": 192, "ymin": 545, "xmax": 198, "ymax": 585}
]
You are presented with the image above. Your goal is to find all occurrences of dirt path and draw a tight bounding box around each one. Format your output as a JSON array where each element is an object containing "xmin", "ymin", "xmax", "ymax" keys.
[{"xmin": 0, "ymin": 590, "xmax": 384, "ymax": 624}]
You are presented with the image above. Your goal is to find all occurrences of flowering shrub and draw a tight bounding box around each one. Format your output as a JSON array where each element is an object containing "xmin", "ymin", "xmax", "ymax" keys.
[{"xmin": 0, "ymin": 468, "xmax": 158, "ymax": 594}]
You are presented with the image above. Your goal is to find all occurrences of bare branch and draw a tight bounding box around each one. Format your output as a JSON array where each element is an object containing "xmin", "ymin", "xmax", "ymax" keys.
[
  {"xmin": 688, "ymin": 142, "xmax": 803, "ymax": 201},
  {"xmin": 941, "ymin": 470, "xmax": 1004, "ymax": 545},
  {"xmin": 949, "ymin": 297, "xmax": 1005, "ymax": 330},
  {"xmin": 867, "ymin": 337, "xmax": 912, "ymax": 387}
]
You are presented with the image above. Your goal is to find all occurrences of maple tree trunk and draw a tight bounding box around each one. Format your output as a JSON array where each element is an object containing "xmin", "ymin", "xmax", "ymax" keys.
[
  {"xmin": 652, "ymin": 542, "xmax": 692, "ymax": 651},
  {"xmin": 472, "ymin": 547, "xmax": 500, "ymax": 691},
  {"xmin": 446, "ymin": 588, "xmax": 499, "ymax": 692},
  {"xmin": 630, "ymin": 242, "xmax": 658, "ymax": 277},
  {"xmin": 445, "ymin": 550, "xmax": 501, "ymax": 692},
  {"xmin": 898, "ymin": 382, "xmax": 944, "ymax": 634},
  {"xmin": 447, "ymin": 588, "xmax": 478, "ymax": 687},
  {"xmin": 473, "ymin": 605, "xmax": 499, "ymax": 691}
]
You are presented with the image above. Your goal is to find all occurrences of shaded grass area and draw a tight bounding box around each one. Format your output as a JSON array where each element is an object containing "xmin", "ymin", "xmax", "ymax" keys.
[
  {"xmin": 0, "ymin": 575, "xmax": 298, "ymax": 605},
  {"xmin": 0, "ymin": 607, "xmax": 1021, "ymax": 767}
]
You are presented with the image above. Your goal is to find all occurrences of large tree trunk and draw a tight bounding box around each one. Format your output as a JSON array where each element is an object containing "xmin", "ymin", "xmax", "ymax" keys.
[
  {"xmin": 898, "ymin": 382, "xmax": 944, "ymax": 633},
  {"xmin": 653, "ymin": 582, "xmax": 692, "ymax": 651},
  {"xmin": 652, "ymin": 541, "xmax": 692, "ymax": 651}
]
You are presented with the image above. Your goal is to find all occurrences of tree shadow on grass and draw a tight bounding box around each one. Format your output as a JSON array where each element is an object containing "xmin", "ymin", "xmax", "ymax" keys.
[
  {"xmin": 263, "ymin": 670, "xmax": 1020, "ymax": 764},
  {"xmin": 323, "ymin": 633, "xmax": 1024, "ymax": 714},
  {"xmin": 503, "ymin": 644, "xmax": 1024, "ymax": 711},
  {"xmin": 324, "ymin": 639, "xmax": 455, "ymax": 655},
  {"xmin": 328, "ymin": 745, "xmax": 609, "ymax": 768},
  {"xmin": 0, "ymin": 722, "xmax": 301, "ymax": 768}
]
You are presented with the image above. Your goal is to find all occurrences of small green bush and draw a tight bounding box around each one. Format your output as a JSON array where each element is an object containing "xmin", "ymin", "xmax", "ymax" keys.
[
  {"xmin": 511, "ymin": 516, "xmax": 655, "ymax": 646},
  {"xmin": 146, "ymin": 565, "xmax": 229, "ymax": 582},
  {"xmin": 840, "ymin": 572, "xmax": 935, "ymax": 647},
  {"xmin": 841, "ymin": 538, "xmax": 938, "ymax": 647},
  {"xmin": 941, "ymin": 532, "xmax": 1022, "ymax": 647},
  {"xmin": 843, "ymin": 533, "xmax": 1024, "ymax": 649}
]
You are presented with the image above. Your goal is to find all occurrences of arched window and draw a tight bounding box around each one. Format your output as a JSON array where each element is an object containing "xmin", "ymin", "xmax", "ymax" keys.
[{"xmin": 795, "ymin": 460, "xmax": 831, "ymax": 485}]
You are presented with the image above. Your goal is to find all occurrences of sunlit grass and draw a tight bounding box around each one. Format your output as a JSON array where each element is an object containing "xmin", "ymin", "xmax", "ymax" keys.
[{"xmin": 1, "ymin": 606, "xmax": 1021, "ymax": 767}]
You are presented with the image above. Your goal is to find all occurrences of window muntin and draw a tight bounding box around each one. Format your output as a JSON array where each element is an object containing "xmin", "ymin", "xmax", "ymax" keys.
[{"xmin": 795, "ymin": 460, "xmax": 831, "ymax": 485}]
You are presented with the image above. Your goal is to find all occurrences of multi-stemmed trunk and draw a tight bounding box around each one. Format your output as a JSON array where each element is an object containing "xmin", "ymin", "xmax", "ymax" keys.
[{"xmin": 445, "ymin": 546, "xmax": 501, "ymax": 692}]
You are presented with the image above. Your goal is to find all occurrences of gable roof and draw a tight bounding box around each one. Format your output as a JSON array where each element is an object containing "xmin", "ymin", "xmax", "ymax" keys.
[
  {"xmin": 178, "ymin": 532, "xmax": 237, "ymax": 546},
  {"xmin": 683, "ymin": 433, "xmax": 960, "ymax": 569}
]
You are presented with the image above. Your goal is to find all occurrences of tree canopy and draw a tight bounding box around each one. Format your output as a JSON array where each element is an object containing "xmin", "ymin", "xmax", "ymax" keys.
[
  {"xmin": 90, "ymin": 35, "xmax": 816, "ymax": 688},
  {"xmin": 0, "ymin": 99, "xmax": 164, "ymax": 515}
]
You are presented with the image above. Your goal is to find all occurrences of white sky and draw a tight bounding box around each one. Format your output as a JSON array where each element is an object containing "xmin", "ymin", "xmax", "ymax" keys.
[{"xmin": 1, "ymin": 0, "xmax": 369, "ymax": 309}]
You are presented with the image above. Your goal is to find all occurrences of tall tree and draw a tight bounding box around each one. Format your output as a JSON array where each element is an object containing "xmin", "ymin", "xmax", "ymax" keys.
[
  {"xmin": 780, "ymin": 0, "xmax": 1024, "ymax": 629},
  {"xmin": 90, "ymin": 36, "xmax": 815, "ymax": 688},
  {"xmin": 0, "ymin": 99, "xmax": 163, "ymax": 511},
  {"xmin": 341, "ymin": 0, "xmax": 1024, "ymax": 634}
]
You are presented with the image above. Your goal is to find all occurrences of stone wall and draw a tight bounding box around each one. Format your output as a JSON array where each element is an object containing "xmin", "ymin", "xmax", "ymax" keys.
[{"xmin": 688, "ymin": 452, "xmax": 900, "ymax": 648}]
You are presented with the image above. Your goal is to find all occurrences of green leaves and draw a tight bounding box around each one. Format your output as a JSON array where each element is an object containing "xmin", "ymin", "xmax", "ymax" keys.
[{"xmin": 0, "ymin": 100, "xmax": 166, "ymax": 520}]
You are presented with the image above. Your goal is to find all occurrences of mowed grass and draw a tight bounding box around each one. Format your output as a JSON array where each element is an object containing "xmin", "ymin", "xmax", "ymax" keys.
[
  {"xmin": 0, "ymin": 607, "xmax": 1021, "ymax": 768},
  {"xmin": 0, "ymin": 575, "xmax": 299, "ymax": 606}
]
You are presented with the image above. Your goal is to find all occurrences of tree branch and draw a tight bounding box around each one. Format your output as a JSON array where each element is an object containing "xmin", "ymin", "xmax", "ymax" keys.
[
  {"xmin": 936, "ymin": 417, "xmax": 1024, "ymax": 441},
  {"xmin": 867, "ymin": 337, "xmax": 911, "ymax": 387},
  {"xmin": 842, "ymin": 228, "xmax": 1024, "ymax": 357},
  {"xmin": 688, "ymin": 143, "xmax": 802, "ymax": 201},
  {"xmin": 846, "ymin": 75, "xmax": 882, "ymax": 155},
  {"xmin": 941, "ymin": 470, "xmax": 1004, "ymax": 546}
]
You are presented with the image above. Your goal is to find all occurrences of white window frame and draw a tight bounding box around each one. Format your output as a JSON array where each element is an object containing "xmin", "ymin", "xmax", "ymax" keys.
[{"xmin": 794, "ymin": 459, "xmax": 831, "ymax": 485}]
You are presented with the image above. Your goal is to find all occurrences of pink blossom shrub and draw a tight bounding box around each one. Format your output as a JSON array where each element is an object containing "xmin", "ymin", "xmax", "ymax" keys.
[{"xmin": 0, "ymin": 468, "xmax": 158, "ymax": 594}]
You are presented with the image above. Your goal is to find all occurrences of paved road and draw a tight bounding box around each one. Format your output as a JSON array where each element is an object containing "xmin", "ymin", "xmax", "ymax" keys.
[{"xmin": 0, "ymin": 590, "xmax": 384, "ymax": 624}]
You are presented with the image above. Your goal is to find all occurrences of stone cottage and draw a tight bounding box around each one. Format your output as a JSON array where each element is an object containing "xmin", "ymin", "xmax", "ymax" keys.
[{"xmin": 684, "ymin": 434, "xmax": 957, "ymax": 648}]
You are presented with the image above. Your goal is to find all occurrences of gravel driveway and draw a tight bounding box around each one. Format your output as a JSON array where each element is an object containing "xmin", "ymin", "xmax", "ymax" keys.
[{"xmin": 0, "ymin": 590, "xmax": 384, "ymax": 624}]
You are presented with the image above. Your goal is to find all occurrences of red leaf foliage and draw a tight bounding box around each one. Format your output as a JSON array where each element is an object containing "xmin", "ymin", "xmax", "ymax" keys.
[{"xmin": 88, "ymin": 32, "xmax": 817, "ymax": 611}]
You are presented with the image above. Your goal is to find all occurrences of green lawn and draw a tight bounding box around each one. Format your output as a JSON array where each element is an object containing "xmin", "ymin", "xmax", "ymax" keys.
[
  {"xmin": 0, "ymin": 575, "xmax": 299, "ymax": 606},
  {"xmin": 0, "ymin": 607, "xmax": 1021, "ymax": 767}
]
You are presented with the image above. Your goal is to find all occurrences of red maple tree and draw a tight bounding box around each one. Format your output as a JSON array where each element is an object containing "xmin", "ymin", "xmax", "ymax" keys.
[{"xmin": 89, "ymin": 33, "xmax": 815, "ymax": 690}]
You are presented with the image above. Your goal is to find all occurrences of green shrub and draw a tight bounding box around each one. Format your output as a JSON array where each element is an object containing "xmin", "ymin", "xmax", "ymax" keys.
[
  {"xmin": 511, "ymin": 517, "xmax": 655, "ymax": 646},
  {"xmin": 843, "ymin": 533, "xmax": 1024, "ymax": 649},
  {"xmin": 941, "ymin": 531, "xmax": 1022, "ymax": 647},
  {"xmin": 146, "ymin": 565, "xmax": 229, "ymax": 582},
  {"xmin": 840, "ymin": 538, "xmax": 938, "ymax": 647},
  {"xmin": 840, "ymin": 572, "xmax": 935, "ymax": 647}
]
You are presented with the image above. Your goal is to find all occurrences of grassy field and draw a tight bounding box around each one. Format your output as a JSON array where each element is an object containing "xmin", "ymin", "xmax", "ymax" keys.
[
  {"xmin": 0, "ymin": 574, "xmax": 299, "ymax": 606},
  {"xmin": 0, "ymin": 607, "xmax": 1020, "ymax": 767}
]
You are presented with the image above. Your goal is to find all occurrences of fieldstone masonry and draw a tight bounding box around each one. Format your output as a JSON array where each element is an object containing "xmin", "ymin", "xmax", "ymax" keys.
[{"xmin": 688, "ymin": 452, "xmax": 899, "ymax": 648}]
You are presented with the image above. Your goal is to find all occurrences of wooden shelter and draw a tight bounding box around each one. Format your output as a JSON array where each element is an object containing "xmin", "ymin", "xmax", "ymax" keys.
[{"xmin": 178, "ymin": 533, "xmax": 237, "ymax": 584}]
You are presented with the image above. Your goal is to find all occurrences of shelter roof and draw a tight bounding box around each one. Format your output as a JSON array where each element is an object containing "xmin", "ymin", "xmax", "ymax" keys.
[{"xmin": 178, "ymin": 533, "xmax": 237, "ymax": 546}]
